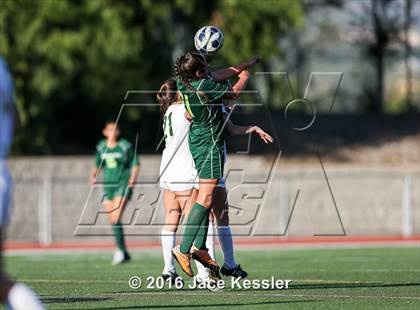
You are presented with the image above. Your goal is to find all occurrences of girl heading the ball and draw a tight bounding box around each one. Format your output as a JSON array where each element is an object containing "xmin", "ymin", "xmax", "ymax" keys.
[
  {"xmin": 171, "ymin": 52, "xmax": 272, "ymax": 279},
  {"xmin": 157, "ymin": 76, "xmax": 272, "ymax": 286}
]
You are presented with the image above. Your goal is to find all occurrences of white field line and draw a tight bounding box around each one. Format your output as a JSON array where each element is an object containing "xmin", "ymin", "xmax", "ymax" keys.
[
  {"xmin": 5, "ymin": 242, "xmax": 420, "ymax": 255},
  {"xmin": 21, "ymin": 278, "xmax": 420, "ymax": 300},
  {"xmin": 43, "ymin": 291, "xmax": 420, "ymax": 301},
  {"xmin": 350, "ymin": 269, "xmax": 420, "ymax": 272},
  {"xmin": 115, "ymin": 291, "xmax": 420, "ymax": 300},
  {"xmin": 20, "ymin": 278, "xmax": 374, "ymax": 284},
  {"xmin": 21, "ymin": 279, "xmax": 128, "ymax": 283}
]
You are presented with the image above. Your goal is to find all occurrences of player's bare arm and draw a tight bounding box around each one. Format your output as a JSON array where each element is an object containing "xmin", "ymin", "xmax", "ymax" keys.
[
  {"xmin": 128, "ymin": 164, "xmax": 140, "ymax": 188},
  {"xmin": 223, "ymin": 70, "xmax": 251, "ymax": 100},
  {"xmin": 89, "ymin": 167, "xmax": 100, "ymax": 185},
  {"xmin": 224, "ymin": 118, "xmax": 274, "ymax": 144},
  {"xmin": 211, "ymin": 56, "xmax": 260, "ymax": 81}
]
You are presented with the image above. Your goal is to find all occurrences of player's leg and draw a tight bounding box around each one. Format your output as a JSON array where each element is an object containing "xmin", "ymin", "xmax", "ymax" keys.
[
  {"xmin": 176, "ymin": 188, "xmax": 198, "ymax": 219},
  {"xmin": 185, "ymin": 179, "xmax": 218, "ymax": 251},
  {"xmin": 173, "ymin": 148, "xmax": 224, "ymax": 278},
  {"xmin": 104, "ymin": 186, "xmax": 124, "ymax": 261},
  {"xmin": 1, "ymin": 171, "xmax": 43, "ymax": 299},
  {"xmin": 0, "ymin": 228, "xmax": 14, "ymax": 303},
  {"xmin": 0, "ymin": 276, "xmax": 13, "ymax": 304},
  {"xmin": 161, "ymin": 188, "xmax": 184, "ymax": 281},
  {"xmin": 193, "ymin": 214, "xmax": 220, "ymax": 290},
  {"xmin": 212, "ymin": 186, "xmax": 248, "ymax": 278},
  {"xmin": 206, "ymin": 215, "xmax": 215, "ymax": 260},
  {"xmin": 0, "ymin": 230, "xmax": 44, "ymax": 309},
  {"xmin": 172, "ymin": 178, "xmax": 218, "ymax": 277},
  {"xmin": 186, "ymin": 179, "xmax": 222, "ymax": 279},
  {"xmin": 104, "ymin": 186, "xmax": 130, "ymax": 265},
  {"xmin": 162, "ymin": 187, "xmax": 197, "ymax": 283},
  {"xmin": 104, "ymin": 198, "xmax": 123, "ymax": 250},
  {"xmin": 194, "ymin": 212, "xmax": 215, "ymax": 275},
  {"xmin": 104, "ymin": 198, "xmax": 125, "ymax": 265}
]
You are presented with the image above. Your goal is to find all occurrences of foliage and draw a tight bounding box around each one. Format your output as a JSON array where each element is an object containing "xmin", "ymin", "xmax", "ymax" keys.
[{"xmin": 0, "ymin": 0, "xmax": 303, "ymax": 154}]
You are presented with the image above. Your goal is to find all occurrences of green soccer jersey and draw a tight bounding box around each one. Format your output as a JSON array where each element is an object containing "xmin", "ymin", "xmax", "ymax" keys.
[
  {"xmin": 177, "ymin": 78, "xmax": 229, "ymax": 179},
  {"xmin": 177, "ymin": 78, "xmax": 229, "ymax": 152},
  {"xmin": 95, "ymin": 138, "xmax": 139, "ymax": 183}
]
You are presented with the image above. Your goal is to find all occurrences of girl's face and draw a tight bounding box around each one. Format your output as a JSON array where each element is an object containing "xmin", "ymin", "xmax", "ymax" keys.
[{"xmin": 103, "ymin": 123, "xmax": 120, "ymax": 141}]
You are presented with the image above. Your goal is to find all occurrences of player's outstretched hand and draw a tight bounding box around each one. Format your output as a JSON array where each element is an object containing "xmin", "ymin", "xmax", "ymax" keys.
[
  {"xmin": 246, "ymin": 126, "xmax": 274, "ymax": 144},
  {"xmin": 246, "ymin": 56, "xmax": 261, "ymax": 68}
]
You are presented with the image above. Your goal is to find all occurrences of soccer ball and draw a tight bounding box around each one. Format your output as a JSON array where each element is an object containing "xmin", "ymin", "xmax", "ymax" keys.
[{"xmin": 194, "ymin": 26, "xmax": 224, "ymax": 55}]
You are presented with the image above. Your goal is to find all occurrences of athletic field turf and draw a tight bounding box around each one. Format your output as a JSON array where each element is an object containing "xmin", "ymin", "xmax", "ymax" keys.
[{"xmin": 3, "ymin": 246, "xmax": 420, "ymax": 309}]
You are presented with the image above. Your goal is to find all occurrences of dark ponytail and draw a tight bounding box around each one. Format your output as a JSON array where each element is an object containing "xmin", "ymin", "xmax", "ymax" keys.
[
  {"xmin": 174, "ymin": 52, "xmax": 208, "ymax": 100},
  {"xmin": 156, "ymin": 78, "xmax": 178, "ymax": 115}
]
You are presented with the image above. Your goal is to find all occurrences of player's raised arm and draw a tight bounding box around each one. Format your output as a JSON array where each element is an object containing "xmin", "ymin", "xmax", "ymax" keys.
[
  {"xmin": 211, "ymin": 56, "xmax": 260, "ymax": 82},
  {"xmin": 223, "ymin": 70, "xmax": 251, "ymax": 100},
  {"xmin": 244, "ymin": 125, "xmax": 274, "ymax": 144},
  {"xmin": 224, "ymin": 118, "xmax": 274, "ymax": 144}
]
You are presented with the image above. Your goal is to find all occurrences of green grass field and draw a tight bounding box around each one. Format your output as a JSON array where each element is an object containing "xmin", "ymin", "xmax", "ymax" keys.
[{"xmin": 3, "ymin": 246, "xmax": 420, "ymax": 309}]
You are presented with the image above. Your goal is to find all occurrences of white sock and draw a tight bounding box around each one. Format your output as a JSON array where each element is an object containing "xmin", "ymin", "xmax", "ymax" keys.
[
  {"xmin": 207, "ymin": 221, "xmax": 215, "ymax": 259},
  {"xmin": 195, "ymin": 221, "xmax": 215, "ymax": 277},
  {"xmin": 6, "ymin": 283, "xmax": 44, "ymax": 310},
  {"xmin": 161, "ymin": 229, "xmax": 176, "ymax": 274},
  {"xmin": 217, "ymin": 226, "xmax": 237, "ymax": 269}
]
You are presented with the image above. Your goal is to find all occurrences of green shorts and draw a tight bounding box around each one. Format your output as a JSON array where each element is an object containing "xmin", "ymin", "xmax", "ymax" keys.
[
  {"xmin": 192, "ymin": 147, "xmax": 224, "ymax": 180},
  {"xmin": 103, "ymin": 182, "xmax": 132, "ymax": 201}
]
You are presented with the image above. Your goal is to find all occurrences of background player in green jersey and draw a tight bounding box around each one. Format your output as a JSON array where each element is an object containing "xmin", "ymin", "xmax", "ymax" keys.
[
  {"xmin": 172, "ymin": 52, "xmax": 272, "ymax": 279},
  {"xmin": 90, "ymin": 121, "xmax": 140, "ymax": 265}
]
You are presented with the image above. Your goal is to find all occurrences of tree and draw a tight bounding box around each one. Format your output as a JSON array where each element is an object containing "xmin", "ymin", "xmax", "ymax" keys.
[
  {"xmin": 404, "ymin": 0, "xmax": 414, "ymax": 109},
  {"xmin": 0, "ymin": 0, "xmax": 145, "ymax": 153},
  {"xmin": 214, "ymin": 0, "xmax": 303, "ymax": 107},
  {"xmin": 348, "ymin": 0, "xmax": 407, "ymax": 113},
  {"xmin": 0, "ymin": 0, "xmax": 303, "ymax": 155}
]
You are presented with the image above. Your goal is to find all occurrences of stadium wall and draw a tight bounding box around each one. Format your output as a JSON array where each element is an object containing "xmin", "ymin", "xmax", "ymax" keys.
[{"xmin": 5, "ymin": 156, "xmax": 419, "ymax": 244}]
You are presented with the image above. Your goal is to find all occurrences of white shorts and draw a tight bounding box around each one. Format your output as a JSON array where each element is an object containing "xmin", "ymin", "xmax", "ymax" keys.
[
  {"xmin": 159, "ymin": 177, "xmax": 225, "ymax": 193},
  {"xmin": 0, "ymin": 161, "xmax": 12, "ymax": 228},
  {"xmin": 159, "ymin": 180, "xmax": 199, "ymax": 192}
]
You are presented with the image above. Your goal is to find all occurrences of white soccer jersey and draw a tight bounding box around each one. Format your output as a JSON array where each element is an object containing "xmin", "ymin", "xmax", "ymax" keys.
[
  {"xmin": 159, "ymin": 104, "xmax": 197, "ymax": 191},
  {"xmin": 0, "ymin": 56, "xmax": 14, "ymax": 226},
  {"xmin": 159, "ymin": 103, "xmax": 227, "ymax": 191}
]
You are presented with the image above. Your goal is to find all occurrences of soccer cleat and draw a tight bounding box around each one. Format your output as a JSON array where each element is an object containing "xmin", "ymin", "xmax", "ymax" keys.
[
  {"xmin": 190, "ymin": 245, "xmax": 221, "ymax": 280},
  {"xmin": 221, "ymin": 264, "xmax": 248, "ymax": 279},
  {"xmin": 111, "ymin": 250, "xmax": 131, "ymax": 265},
  {"xmin": 194, "ymin": 269, "xmax": 223, "ymax": 292},
  {"xmin": 161, "ymin": 271, "xmax": 184, "ymax": 285},
  {"xmin": 172, "ymin": 245, "xmax": 194, "ymax": 277}
]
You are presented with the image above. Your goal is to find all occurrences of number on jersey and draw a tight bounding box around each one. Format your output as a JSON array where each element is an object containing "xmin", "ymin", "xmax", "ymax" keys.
[{"xmin": 163, "ymin": 112, "xmax": 173, "ymax": 141}]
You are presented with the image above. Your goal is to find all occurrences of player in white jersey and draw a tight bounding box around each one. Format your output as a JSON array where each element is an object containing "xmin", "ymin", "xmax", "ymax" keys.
[
  {"xmin": 159, "ymin": 90, "xmax": 197, "ymax": 193},
  {"xmin": 157, "ymin": 78, "xmax": 272, "ymax": 287},
  {"xmin": 0, "ymin": 57, "xmax": 44, "ymax": 309},
  {"xmin": 157, "ymin": 79, "xmax": 200, "ymax": 285}
]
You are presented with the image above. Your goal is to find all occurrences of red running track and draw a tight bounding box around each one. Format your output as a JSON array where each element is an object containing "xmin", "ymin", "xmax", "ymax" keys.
[{"xmin": 4, "ymin": 235, "xmax": 420, "ymax": 252}]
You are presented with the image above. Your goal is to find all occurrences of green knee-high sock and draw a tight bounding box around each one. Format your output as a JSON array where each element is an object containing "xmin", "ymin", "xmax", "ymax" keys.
[
  {"xmin": 194, "ymin": 212, "xmax": 210, "ymax": 250},
  {"xmin": 180, "ymin": 203, "xmax": 210, "ymax": 254},
  {"xmin": 112, "ymin": 222, "xmax": 126, "ymax": 252}
]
